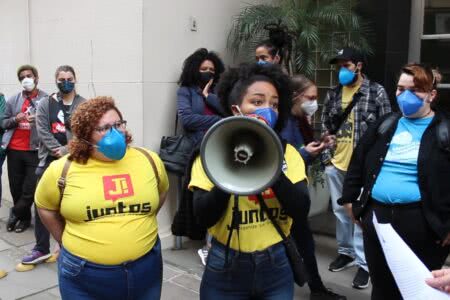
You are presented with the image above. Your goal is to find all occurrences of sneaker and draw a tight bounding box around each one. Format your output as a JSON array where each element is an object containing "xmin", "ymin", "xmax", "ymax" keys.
[
  {"xmin": 22, "ymin": 250, "xmax": 52, "ymax": 265},
  {"xmin": 197, "ymin": 246, "xmax": 209, "ymax": 266},
  {"xmin": 6, "ymin": 209, "xmax": 18, "ymax": 232},
  {"xmin": 352, "ymin": 267, "xmax": 370, "ymax": 289},
  {"xmin": 15, "ymin": 220, "xmax": 31, "ymax": 233},
  {"xmin": 310, "ymin": 286, "xmax": 347, "ymax": 300},
  {"xmin": 328, "ymin": 254, "xmax": 355, "ymax": 272}
]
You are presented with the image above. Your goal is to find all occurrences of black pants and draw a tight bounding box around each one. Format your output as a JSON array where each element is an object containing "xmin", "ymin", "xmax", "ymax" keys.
[
  {"xmin": 33, "ymin": 167, "xmax": 50, "ymax": 254},
  {"xmin": 7, "ymin": 149, "xmax": 39, "ymax": 221},
  {"xmin": 361, "ymin": 201, "xmax": 450, "ymax": 300},
  {"xmin": 291, "ymin": 218, "xmax": 324, "ymax": 291}
]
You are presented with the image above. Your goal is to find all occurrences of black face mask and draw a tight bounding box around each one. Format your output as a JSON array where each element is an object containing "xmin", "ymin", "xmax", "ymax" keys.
[{"xmin": 199, "ymin": 71, "xmax": 214, "ymax": 86}]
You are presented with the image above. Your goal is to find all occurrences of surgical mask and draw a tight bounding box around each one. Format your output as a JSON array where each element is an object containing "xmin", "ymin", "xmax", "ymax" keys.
[
  {"xmin": 396, "ymin": 90, "xmax": 424, "ymax": 117},
  {"xmin": 199, "ymin": 71, "xmax": 214, "ymax": 86},
  {"xmin": 57, "ymin": 80, "xmax": 75, "ymax": 94},
  {"xmin": 257, "ymin": 60, "xmax": 270, "ymax": 66},
  {"xmin": 21, "ymin": 77, "xmax": 35, "ymax": 92},
  {"xmin": 95, "ymin": 127, "xmax": 127, "ymax": 160},
  {"xmin": 301, "ymin": 99, "xmax": 318, "ymax": 116},
  {"xmin": 338, "ymin": 67, "xmax": 357, "ymax": 86}
]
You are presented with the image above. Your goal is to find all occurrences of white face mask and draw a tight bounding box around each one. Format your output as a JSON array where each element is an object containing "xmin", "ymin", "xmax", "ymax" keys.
[
  {"xmin": 21, "ymin": 77, "xmax": 35, "ymax": 92},
  {"xmin": 301, "ymin": 99, "xmax": 318, "ymax": 116}
]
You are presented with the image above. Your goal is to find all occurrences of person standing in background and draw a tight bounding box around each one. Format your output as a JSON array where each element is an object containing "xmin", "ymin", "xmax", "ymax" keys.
[
  {"xmin": 176, "ymin": 48, "xmax": 226, "ymax": 265},
  {"xmin": 20, "ymin": 65, "xmax": 86, "ymax": 265},
  {"xmin": 321, "ymin": 48, "xmax": 391, "ymax": 289},
  {"xmin": 281, "ymin": 75, "xmax": 345, "ymax": 300},
  {"xmin": 2, "ymin": 65, "xmax": 48, "ymax": 233}
]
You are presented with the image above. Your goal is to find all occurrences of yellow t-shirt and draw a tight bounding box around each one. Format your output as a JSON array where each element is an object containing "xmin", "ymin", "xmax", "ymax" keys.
[
  {"xmin": 189, "ymin": 144, "xmax": 307, "ymax": 252},
  {"xmin": 331, "ymin": 83, "xmax": 361, "ymax": 171},
  {"xmin": 35, "ymin": 147, "xmax": 169, "ymax": 265}
]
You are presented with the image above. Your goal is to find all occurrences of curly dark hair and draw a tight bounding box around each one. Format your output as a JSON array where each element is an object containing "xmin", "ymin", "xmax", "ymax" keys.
[
  {"xmin": 178, "ymin": 48, "xmax": 225, "ymax": 87},
  {"xmin": 69, "ymin": 96, "xmax": 132, "ymax": 164},
  {"xmin": 216, "ymin": 63, "xmax": 292, "ymax": 132}
]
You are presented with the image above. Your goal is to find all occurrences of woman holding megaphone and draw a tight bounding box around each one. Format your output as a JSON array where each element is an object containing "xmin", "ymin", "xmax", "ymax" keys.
[{"xmin": 190, "ymin": 63, "xmax": 310, "ymax": 299}]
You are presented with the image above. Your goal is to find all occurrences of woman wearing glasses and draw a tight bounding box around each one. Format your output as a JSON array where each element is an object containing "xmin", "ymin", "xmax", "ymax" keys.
[{"xmin": 35, "ymin": 97, "xmax": 169, "ymax": 300}]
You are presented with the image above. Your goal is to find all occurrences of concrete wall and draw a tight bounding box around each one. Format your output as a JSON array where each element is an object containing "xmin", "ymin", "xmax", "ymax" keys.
[{"xmin": 0, "ymin": 0, "xmax": 255, "ymax": 248}]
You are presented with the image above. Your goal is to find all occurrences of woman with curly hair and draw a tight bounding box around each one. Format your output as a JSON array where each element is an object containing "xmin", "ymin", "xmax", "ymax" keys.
[
  {"xmin": 35, "ymin": 97, "xmax": 169, "ymax": 300},
  {"xmin": 177, "ymin": 48, "xmax": 226, "ymax": 148},
  {"xmin": 190, "ymin": 63, "xmax": 310, "ymax": 299},
  {"xmin": 177, "ymin": 48, "xmax": 226, "ymax": 265}
]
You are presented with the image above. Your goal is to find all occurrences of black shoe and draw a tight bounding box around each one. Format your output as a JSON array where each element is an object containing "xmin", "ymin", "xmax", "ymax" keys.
[
  {"xmin": 14, "ymin": 220, "xmax": 31, "ymax": 233},
  {"xmin": 310, "ymin": 287, "xmax": 347, "ymax": 300},
  {"xmin": 328, "ymin": 254, "xmax": 355, "ymax": 272},
  {"xmin": 352, "ymin": 267, "xmax": 370, "ymax": 289},
  {"xmin": 6, "ymin": 209, "xmax": 19, "ymax": 232}
]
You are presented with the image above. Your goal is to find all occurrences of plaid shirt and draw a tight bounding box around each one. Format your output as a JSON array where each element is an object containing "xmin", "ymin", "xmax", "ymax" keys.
[{"xmin": 321, "ymin": 77, "xmax": 392, "ymax": 151}]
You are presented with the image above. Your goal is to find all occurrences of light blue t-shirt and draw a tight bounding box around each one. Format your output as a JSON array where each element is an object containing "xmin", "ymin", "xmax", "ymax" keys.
[{"xmin": 372, "ymin": 116, "xmax": 433, "ymax": 204}]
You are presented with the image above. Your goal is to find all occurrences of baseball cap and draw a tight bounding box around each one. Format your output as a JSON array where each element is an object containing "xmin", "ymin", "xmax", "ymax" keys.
[{"xmin": 329, "ymin": 47, "xmax": 363, "ymax": 64}]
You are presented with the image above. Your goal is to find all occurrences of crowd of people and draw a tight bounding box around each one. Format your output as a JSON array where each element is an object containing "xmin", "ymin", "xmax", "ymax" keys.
[{"xmin": 0, "ymin": 43, "xmax": 448, "ymax": 300}]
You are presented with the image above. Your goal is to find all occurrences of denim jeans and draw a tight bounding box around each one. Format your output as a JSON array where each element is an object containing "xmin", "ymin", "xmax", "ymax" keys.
[
  {"xmin": 325, "ymin": 165, "xmax": 367, "ymax": 271},
  {"xmin": 200, "ymin": 239, "xmax": 294, "ymax": 300},
  {"xmin": 58, "ymin": 238, "xmax": 162, "ymax": 300}
]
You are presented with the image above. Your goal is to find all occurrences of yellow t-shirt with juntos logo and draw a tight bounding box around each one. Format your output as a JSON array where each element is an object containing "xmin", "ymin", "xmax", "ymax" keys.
[
  {"xmin": 35, "ymin": 148, "xmax": 169, "ymax": 265},
  {"xmin": 189, "ymin": 144, "xmax": 307, "ymax": 252},
  {"xmin": 331, "ymin": 83, "xmax": 361, "ymax": 171}
]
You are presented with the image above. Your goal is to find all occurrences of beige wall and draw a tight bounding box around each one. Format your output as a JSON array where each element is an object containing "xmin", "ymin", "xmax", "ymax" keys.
[{"xmin": 0, "ymin": 0, "xmax": 255, "ymax": 248}]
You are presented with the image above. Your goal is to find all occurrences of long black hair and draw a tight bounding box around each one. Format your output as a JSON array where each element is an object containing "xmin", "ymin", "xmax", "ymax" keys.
[
  {"xmin": 217, "ymin": 63, "xmax": 292, "ymax": 133},
  {"xmin": 178, "ymin": 48, "xmax": 225, "ymax": 88}
]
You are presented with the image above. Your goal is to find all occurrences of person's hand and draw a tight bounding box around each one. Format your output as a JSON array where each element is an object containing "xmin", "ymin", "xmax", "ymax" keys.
[
  {"xmin": 441, "ymin": 232, "xmax": 450, "ymax": 247},
  {"xmin": 426, "ymin": 268, "xmax": 450, "ymax": 294},
  {"xmin": 26, "ymin": 114, "xmax": 35, "ymax": 123},
  {"xmin": 304, "ymin": 141, "xmax": 326, "ymax": 157},
  {"xmin": 52, "ymin": 147, "xmax": 65, "ymax": 158},
  {"xmin": 343, "ymin": 203, "xmax": 361, "ymax": 226},
  {"xmin": 15, "ymin": 112, "xmax": 27, "ymax": 122},
  {"xmin": 321, "ymin": 131, "xmax": 336, "ymax": 149},
  {"xmin": 202, "ymin": 79, "xmax": 213, "ymax": 98}
]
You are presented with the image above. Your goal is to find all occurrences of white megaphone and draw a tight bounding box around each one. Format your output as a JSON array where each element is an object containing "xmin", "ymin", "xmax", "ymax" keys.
[{"xmin": 200, "ymin": 116, "xmax": 284, "ymax": 195}]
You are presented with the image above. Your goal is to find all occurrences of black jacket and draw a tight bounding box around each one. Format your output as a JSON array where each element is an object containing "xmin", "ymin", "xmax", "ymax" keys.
[{"xmin": 340, "ymin": 110, "xmax": 450, "ymax": 239}]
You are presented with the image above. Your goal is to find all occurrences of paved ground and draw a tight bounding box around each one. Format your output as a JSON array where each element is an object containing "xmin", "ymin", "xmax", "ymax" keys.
[{"xmin": 0, "ymin": 200, "xmax": 374, "ymax": 300}]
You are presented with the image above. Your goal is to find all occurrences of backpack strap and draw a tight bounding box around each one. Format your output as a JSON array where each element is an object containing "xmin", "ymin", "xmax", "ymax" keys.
[
  {"xmin": 57, "ymin": 159, "xmax": 72, "ymax": 202},
  {"xmin": 133, "ymin": 147, "xmax": 160, "ymax": 187},
  {"xmin": 377, "ymin": 113, "xmax": 400, "ymax": 136},
  {"xmin": 437, "ymin": 117, "xmax": 450, "ymax": 153}
]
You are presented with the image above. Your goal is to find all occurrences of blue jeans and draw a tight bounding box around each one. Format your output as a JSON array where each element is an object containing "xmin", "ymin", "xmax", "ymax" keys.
[
  {"xmin": 325, "ymin": 165, "xmax": 367, "ymax": 271},
  {"xmin": 58, "ymin": 238, "xmax": 162, "ymax": 300},
  {"xmin": 200, "ymin": 239, "xmax": 294, "ymax": 300}
]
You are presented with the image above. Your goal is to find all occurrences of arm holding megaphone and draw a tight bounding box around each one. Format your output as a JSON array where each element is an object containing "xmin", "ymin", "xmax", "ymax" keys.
[
  {"xmin": 271, "ymin": 172, "xmax": 310, "ymax": 221},
  {"xmin": 193, "ymin": 187, "xmax": 231, "ymax": 228}
]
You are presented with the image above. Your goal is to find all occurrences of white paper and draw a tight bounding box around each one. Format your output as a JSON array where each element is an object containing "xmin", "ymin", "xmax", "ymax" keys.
[{"xmin": 372, "ymin": 214, "xmax": 450, "ymax": 300}]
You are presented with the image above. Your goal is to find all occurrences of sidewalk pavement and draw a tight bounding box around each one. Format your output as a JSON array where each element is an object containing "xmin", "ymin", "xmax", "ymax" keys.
[{"xmin": 0, "ymin": 200, "xmax": 372, "ymax": 300}]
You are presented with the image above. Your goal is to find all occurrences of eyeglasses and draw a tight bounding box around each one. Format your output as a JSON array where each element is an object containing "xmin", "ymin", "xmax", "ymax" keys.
[{"xmin": 94, "ymin": 120, "xmax": 127, "ymax": 134}]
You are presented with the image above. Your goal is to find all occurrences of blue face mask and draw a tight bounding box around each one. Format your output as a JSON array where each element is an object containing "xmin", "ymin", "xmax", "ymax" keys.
[
  {"xmin": 253, "ymin": 107, "xmax": 278, "ymax": 128},
  {"xmin": 257, "ymin": 60, "xmax": 270, "ymax": 66},
  {"xmin": 96, "ymin": 127, "xmax": 127, "ymax": 160},
  {"xmin": 396, "ymin": 90, "xmax": 424, "ymax": 117},
  {"xmin": 338, "ymin": 67, "xmax": 357, "ymax": 86},
  {"xmin": 57, "ymin": 80, "xmax": 75, "ymax": 94}
]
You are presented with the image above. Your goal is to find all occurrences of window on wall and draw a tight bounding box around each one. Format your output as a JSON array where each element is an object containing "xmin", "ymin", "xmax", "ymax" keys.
[
  {"xmin": 421, "ymin": 0, "xmax": 450, "ymax": 110},
  {"xmin": 422, "ymin": 0, "xmax": 450, "ymax": 85}
]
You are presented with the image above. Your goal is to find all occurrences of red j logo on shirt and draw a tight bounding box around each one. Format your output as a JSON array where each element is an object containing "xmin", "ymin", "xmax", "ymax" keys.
[{"xmin": 103, "ymin": 174, "xmax": 134, "ymax": 202}]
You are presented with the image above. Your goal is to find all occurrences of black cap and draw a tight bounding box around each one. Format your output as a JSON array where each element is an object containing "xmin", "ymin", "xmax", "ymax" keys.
[{"xmin": 329, "ymin": 47, "xmax": 363, "ymax": 64}]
